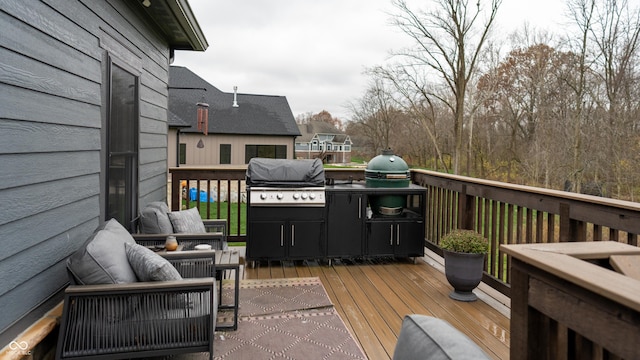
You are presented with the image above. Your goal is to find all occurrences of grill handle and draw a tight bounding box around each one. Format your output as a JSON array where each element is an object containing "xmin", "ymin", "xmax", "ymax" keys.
[{"xmin": 390, "ymin": 224, "xmax": 393, "ymax": 245}]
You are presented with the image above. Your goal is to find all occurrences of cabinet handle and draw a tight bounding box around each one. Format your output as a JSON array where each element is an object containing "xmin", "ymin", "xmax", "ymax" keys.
[
  {"xmin": 390, "ymin": 224, "xmax": 394, "ymax": 245},
  {"xmin": 397, "ymin": 225, "xmax": 400, "ymax": 245},
  {"xmin": 358, "ymin": 197, "xmax": 362, "ymax": 219},
  {"xmin": 280, "ymin": 225, "xmax": 284, "ymax": 247},
  {"xmin": 291, "ymin": 225, "xmax": 295, "ymax": 246}
]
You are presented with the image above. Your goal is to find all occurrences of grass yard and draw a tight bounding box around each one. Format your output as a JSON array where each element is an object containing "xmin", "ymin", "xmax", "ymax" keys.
[{"xmin": 183, "ymin": 200, "xmax": 246, "ymax": 236}]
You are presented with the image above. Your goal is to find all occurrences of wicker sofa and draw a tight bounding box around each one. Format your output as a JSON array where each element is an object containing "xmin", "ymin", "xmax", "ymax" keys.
[{"xmin": 56, "ymin": 219, "xmax": 218, "ymax": 360}]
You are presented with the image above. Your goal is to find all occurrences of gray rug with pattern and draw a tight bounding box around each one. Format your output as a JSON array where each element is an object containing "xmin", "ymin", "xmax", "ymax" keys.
[{"xmin": 214, "ymin": 277, "xmax": 366, "ymax": 359}]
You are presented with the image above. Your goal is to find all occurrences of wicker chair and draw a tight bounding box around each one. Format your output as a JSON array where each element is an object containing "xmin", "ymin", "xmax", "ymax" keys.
[
  {"xmin": 56, "ymin": 220, "xmax": 218, "ymax": 360},
  {"xmin": 133, "ymin": 202, "xmax": 228, "ymax": 251}
]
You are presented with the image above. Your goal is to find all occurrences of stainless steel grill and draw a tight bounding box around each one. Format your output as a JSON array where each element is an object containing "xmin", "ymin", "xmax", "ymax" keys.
[
  {"xmin": 246, "ymin": 158, "xmax": 326, "ymax": 207},
  {"xmin": 248, "ymin": 187, "xmax": 325, "ymax": 207},
  {"xmin": 246, "ymin": 158, "xmax": 327, "ymax": 263}
]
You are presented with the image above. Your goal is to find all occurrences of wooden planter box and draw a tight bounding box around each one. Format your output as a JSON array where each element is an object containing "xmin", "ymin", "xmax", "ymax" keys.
[{"xmin": 502, "ymin": 241, "xmax": 640, "ymax": 359}]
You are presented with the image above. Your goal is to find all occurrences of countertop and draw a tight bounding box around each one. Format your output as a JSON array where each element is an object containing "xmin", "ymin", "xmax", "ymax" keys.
[{"xmin": 325, "ymin": 182, "xmax": 427, "ymax": 192}]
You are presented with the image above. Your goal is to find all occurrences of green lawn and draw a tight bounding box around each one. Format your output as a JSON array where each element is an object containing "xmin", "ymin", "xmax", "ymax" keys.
[{"xmin": 183, "ymin": 200, "xmax": 246, "ymax": 237}]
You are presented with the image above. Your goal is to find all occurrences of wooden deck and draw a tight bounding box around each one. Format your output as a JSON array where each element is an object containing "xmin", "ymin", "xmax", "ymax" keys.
[{"xmin": 236, "ymin": 248, "xmax": 511, "ymax": 360}]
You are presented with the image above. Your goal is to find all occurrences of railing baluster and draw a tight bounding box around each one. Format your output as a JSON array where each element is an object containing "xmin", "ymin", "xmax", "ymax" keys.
[
  {"xmin": 525, "ymin": 208, "xmax": 533, "ymax": 244},
  {"xmin": 546, "ymin": 212, "xmax": 555, "ymax": 243},
  {"xmin": 536, "ymin": 210, "xmax": 544, "ymax": 243},
  {"xmin": 498, "ymin": 202, "xmax": 506, "ymax": 279}
]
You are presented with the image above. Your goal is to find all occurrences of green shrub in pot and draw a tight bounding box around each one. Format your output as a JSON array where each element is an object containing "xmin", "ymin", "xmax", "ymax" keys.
[
  {"xmin": 440, "ymin": 229, "xmax": 489, "ymax": 254},
  {"xmin": 440, "ymin": 229, "xmax": 488, "ymax": 302}
]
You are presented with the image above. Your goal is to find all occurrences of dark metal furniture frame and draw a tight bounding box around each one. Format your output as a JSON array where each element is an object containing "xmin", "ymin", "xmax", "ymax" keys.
[{"xmin": 56, "ymin": 251, "xmax": 218, "ymax": 360}]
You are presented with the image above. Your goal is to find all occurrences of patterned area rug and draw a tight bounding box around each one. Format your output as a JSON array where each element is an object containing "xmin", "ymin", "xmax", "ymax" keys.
[{"xmin": 214, "ymin": 277, "xmax": 366, "ymax": 360}]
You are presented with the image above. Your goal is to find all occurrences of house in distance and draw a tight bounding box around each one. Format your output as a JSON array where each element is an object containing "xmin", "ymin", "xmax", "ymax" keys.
[
  {"xmin": 295, "ymin": 120, "xmax": 353, "ymax": 164},
  {"xmin": 168, "ymin": 66, "xmax": 300, "ymax": 166}
]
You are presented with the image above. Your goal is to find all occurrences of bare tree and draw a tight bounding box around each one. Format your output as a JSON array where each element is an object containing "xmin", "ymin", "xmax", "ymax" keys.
[
  {"xmin": 386, "ymin": 0, "xmax": 502, "ymax": 174},
  {"xmin": 590, "ymin": 0, "xmax": 640, "ymax": 197},
  {"xmin": 564, "ymin": 0, "xmax": 597, "ymax": 194},
  {"xmin": 370, "ymin": 66, "xmax": 451, "ymax": 172},
  {"xmin": 346, "ymin": 78, "xmax": 398, "ymax": 155}
]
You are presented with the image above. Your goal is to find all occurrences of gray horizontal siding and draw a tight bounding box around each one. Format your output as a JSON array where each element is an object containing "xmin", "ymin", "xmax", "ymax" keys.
[
  {"xmin": 0, "ymin": 120, "xmax": 101, "ymax": 154},
  {"xmin": 0, "ymin": 174, "xmax": 100, "ymax": 227},
  {"xmin": 140, "ymin": 173, "xmax": 169, "ymax": 204},
  {"xmin": 1, "ymin": 51, "xmax": 101, "ymax": 104},
  {"xmin": 0, "ymin": 152, "xmax": 100, "ymax": 190},
  {"xmin": 2, "ymin": 0, "xmax": 103, "ymax": 61},
  {"xmin": 0, "ymin": 217, "xmax": 98, "ymax": 333},
  {"xmin": 0, "ymin": 10, "xmax": 101, "ymax": 83},
  {"xmin": 0, "ymin": 209, "xmax": 98, "ymax": 296},
  {"xmin": 0, "ymin": 198, "xmax": 99, "ymax": 263},
  {"xmin": 140, "ymin": 147, "xmax": 167, "ymax": 164},
  {"xmin": 0, "ymin": 0, "xmax": 174, "ymax": 344},
  {"xmin": 1, "ymin": 85, "xmax": 101, "ymax": 128}
]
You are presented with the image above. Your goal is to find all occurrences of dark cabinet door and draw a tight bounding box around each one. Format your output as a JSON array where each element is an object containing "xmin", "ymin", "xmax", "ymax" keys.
[
  {"xmin": 367, "ymin": 220, "xmax": 424, "ymax": 257},
  {"xmin": 248, "ymin": 221, "xmax": 286, "ymax": 259},
  {"xmin": 327, "ymin": 193, "xmax": 364, "ymax": 257},
  {"xmin": 394, "ymin": 220, "xmax": 424, "ymax": 257},
  {"xmin": 367, "ymin": 221, "xmax": 395, "ymax": 256},
  {"xmin": 289, "ymin": 220, "xmax": 325, "ymax": 258}
]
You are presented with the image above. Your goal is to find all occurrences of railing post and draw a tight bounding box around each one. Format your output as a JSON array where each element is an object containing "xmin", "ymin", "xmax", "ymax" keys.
[
  {"xmin": 559, "ymin": 203, "xmax": 570, "ymax": 242},
  {"xmin": 171, "ymin": 171, "xmax": 181, "ymax": 211},
  {"xmin": 559, "ymin": 202, "xmax": 587, "ymax": 242},
  {"xmin": 458, "ymin": 185, "xmax": 474, "ymax": 230}
]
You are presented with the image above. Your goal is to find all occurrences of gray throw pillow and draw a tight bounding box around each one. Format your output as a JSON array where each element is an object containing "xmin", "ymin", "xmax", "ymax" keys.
[
  {"xmin": 167, "ymin": 207, "xmax": 206, "ymax": 233},
  {"xmin": 139, "ymin": 202, "xmax": 173, "ymax": 233},
  {"xmin": 124, "ymin": 243, "xmax": 182, "ymax": 282},
  {"xmin": 392, "ymin": 315, "xmax": 490, "ymax": 360},
  {"xmin": 67, "ymin": 219, "xmax": 138, "ymax": 285}
]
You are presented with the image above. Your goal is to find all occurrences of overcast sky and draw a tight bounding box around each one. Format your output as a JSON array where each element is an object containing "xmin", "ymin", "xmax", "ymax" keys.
[{"xmin": 173, "ymin": 0, "xmax": 568, "ymax": 121}]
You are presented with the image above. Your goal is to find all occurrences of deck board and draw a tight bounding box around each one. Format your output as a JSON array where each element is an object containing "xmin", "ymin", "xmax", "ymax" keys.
[{"xmin": 238, "ymin": 250, "xmax": 510, "ymax": 360}]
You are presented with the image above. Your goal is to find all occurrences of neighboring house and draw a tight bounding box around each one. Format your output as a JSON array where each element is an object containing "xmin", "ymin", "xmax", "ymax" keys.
[
  {"xmin": 168, "ymin": 66, "xmax": 300, "ymax": 166},
  {"xmin": 0, "ymin": 0, "xmax": 206, "ymax": 352},
  {"xmin": 295, "ymin": 121, "xmax": 353, "ymax": 164}
]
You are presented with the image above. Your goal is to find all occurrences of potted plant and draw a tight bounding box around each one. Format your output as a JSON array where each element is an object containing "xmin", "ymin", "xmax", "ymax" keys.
[{"xmin": 440, "ymin": 229, "xmax": 489, "ymax": 302}]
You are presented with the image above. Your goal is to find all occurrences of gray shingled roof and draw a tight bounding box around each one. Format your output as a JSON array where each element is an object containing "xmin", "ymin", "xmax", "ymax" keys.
[
  {"xmin": 169, "ymin": 66, "xmax": 300, "ymax": 136},
  {"xmin": 297, "ymin": 120, "xmax": 346, "ymax": 142}
]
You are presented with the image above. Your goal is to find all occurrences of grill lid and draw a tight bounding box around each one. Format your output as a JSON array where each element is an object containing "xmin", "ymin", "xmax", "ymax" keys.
[{"xmin": 246, "ymin": 158, "xmax": 325, "ymax": 187}]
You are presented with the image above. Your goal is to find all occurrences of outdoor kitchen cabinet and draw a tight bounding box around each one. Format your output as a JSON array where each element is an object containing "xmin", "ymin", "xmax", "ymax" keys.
[
  {"xmin": 247, "ymin": 213, "xmax": 326, "ymax": 261},
  {"xmin": 326, "ymin": 192, "xmax": 366, "ymax": 258},
  {"xmin": 325, "ymin": 183, "xmax": 426, "ymax": 260},
  {"xmin": 366, "ymin": 214, "xmax": 424, "ymax": 257}
]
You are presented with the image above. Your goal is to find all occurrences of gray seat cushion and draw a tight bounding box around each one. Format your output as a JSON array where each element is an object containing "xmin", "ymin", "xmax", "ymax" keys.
[
  {"xmin": 392, "ymin": 315, "xmax": 490, "ymax": 360},
  {"xmin": 139, "ymin": 202, "xmax": 174, "ymax": 234},
  {"xmin": 167, "ymin": 207, "xmax": 206, "ymax": 233},
  {"xmin": 67, "ymin": 219, "xmax": 137, "ymax": 285},
  {"xmin": 125, "ymin": 243, "xmax": 182, "ymax": 282}
]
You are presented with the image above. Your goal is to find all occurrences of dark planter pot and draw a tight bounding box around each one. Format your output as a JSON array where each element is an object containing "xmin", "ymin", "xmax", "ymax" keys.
[{"xmin": 443, "ymin": 250, "xmax": 485, "ymax": 302}]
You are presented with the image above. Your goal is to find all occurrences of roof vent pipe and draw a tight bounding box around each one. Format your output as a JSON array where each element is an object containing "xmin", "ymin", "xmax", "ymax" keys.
[{"xmin": 232, "ymin": 86, "xmax": 239, "ymax": 107}]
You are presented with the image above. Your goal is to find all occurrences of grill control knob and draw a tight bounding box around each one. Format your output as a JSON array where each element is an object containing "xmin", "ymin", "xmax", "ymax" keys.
[
  {"xmin": 260, "ymin": 192, "xmax": 268, "ymax": 200},
  {"xmin": 276, "ymin": 193, "xmax": 284, "ymax": 200},
  {"xmin": 293, "ymin": 193, "xmax": 300, "ymax": 200},
  {"xmin": 301, "ymin": 193, "xmax": 308, "ymax": 200},
  {"xmin": 309, "ymin": 193, "xmax": 316, "ymax": 200}
]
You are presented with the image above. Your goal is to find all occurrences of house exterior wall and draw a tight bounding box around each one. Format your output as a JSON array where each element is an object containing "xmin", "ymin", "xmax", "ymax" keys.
[
  {"xmin": 295, "ymin": 140, "xmax": 352, "ymax": 163},
  {"xmin": 0, "ymin": 0, "xmax": 171, "ymax": 346},
  {"xmin": 296, "ymin": 150, "xmax": 352, "ymax": 164},
  {"xmin": 171, "ymin": 133, "xmax": 296, "ymax": 165}
]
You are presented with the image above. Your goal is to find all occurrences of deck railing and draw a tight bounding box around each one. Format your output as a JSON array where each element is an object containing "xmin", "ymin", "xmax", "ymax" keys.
[{"xmin": 169, "ymin": 166, "xmax": 640, "ymax": 296}]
